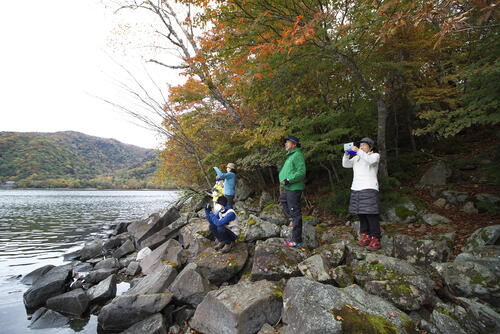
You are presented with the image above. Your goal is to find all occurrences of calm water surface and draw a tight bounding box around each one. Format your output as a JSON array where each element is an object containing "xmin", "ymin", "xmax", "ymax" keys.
[{"xmin": 0, "ymin": 189, "xmax": 179, "ymax": 334}]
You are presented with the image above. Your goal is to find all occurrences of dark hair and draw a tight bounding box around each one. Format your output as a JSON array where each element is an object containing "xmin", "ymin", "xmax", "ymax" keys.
[
  {"xmin": 228, "ymin": 168, "xmax": 237, "ymax": 173},
  {"xmin": 216, "ymin": 196, "xmax": 228, "ymax": 207}
]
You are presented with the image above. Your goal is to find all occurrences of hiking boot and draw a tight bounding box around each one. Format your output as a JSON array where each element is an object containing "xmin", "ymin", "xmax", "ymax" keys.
[
  {"xmin": 367, "ymin": 236, "xmax": 381, "ymax": 251},
  {"xmin": 283, "ymin": 241, "xmax": 302, "ymax": 247},
  {"xmin": 214, "ymin": 241, "xmax": 225, "ymax": 251},
  {"xmin": 221, "ymin": 242, "xmax": 234, "ymax": 253},
  {"xmin": 358, "ymin": 233, "xmax": 370, "ymax": 246}
]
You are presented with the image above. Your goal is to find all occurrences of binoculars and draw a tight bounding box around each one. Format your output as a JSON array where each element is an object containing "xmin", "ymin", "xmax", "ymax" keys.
[{"xmin": 344, "ymin": 142, "xmax": 359, "ymax": 155}]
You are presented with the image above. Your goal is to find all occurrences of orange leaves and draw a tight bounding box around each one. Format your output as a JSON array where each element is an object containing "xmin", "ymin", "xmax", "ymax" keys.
[{"xmin": 254, "ymin": 73, "xmax": 263, "ymax": 80}]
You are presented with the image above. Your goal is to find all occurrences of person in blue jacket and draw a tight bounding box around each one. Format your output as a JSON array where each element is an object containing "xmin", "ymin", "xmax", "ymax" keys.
[
  {"xmin": 205, "ymin": 196, "xmax": 239, "ymax": 253},
  {"xmin": 213, "ymin": 163, "xmax": 237, "ymax": 207}
]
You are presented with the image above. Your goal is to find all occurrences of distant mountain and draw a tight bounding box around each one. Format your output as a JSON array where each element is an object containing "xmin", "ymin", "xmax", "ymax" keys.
[{"xmin": 0, "ymin": 131, "xmax": 167, "ymax": 189}]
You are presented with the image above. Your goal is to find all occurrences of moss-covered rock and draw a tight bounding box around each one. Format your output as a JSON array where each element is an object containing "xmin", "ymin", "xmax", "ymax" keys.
[{"xmin": 462, "ymin": 225, "xmax": 500, "ymax": 252}]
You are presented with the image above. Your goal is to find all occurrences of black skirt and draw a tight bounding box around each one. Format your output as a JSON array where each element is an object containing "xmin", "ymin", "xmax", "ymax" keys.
[{"xmin": 349, "ymin": 189, "xmax": 380, "ymax": 214}]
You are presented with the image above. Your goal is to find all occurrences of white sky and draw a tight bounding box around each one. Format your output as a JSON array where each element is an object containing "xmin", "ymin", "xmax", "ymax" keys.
[{"xmin": 0, "ymin": 0, "xmax": 184, "ymax": 149}]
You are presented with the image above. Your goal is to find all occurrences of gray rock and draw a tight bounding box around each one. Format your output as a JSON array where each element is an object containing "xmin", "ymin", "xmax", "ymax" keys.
[
  {"xmin": 382, "ymin": 201, "xmax": 419, "ymax": 223},
  {"xmin": 298, "ymin": 254, "xmax": 332, "ymax": 283},
  {"xmin": 173, "ymin": 306, "xmax": 196, "ymax": 326},
  {"xmin": 73, "ymin": 262, "xmax": 93, "ymax": 274},
  {"xmin": 243, "ymin": 215, "xmax": 280, "ymax": 242},
  {"xmin": 23, "ymin": 264, "xmax": 73, "ymax": 312},
  {"xmin": 462, "ymin": 201, "xmax": 478, "ymax": 213},
  {"xmin": 87, "ymin": 274, "xmax": 117, "ymax": 304},
  {"xmin": 419, "ymin": 160, "xmax": 451, "ymax": 186},
  {"xmin": 168, "ymin": 324, "xmax": 182, "ymax": 334},
  {"xmin": 433, "ymin": 198, "xmax": 447, "ymax": 208},
  {"xmin": 80, "ymin": 240, "xmax": 104, "ymax": 260},
  {"xmin": 393, "ymin": 234, "xmax": 453, "ymax": 266},
  {"xmin": 302, "ymin": 219, "xmax": 318, "ymax": 249},
  {"xmin": 29, "ymin": 308, "xmax": 70, "ymax": 329},
  {"xmin": 95, "ymin": 257, "xmax": 120, "ymax": 270},
  {"xmin": 251, "ymin": 238, "xmax": 308, "ymax": 281},
  {"xmin": 442, "ymin": 190, "xmax": 469, "ymax": 205},
  {"xmin": 140, "ymin": 239, "xmax": 183, "ymax": 275},
  {"xmin": 422, "ymin": 213, "xmax": 451, "ymax": 226},
  {"xmin": 235, "ymin": 179, "xmax": 254, "ymax": 201},
  {"xmin": 121, "ymin": 313, "xmax": 167, "ymax": 334},
  {"xmin": 453, "ymin": 297, "xmax": 500, "ymax": 334},
  {"xmin": 126, "ymin": 265, "xmax": 177, "ymax": 295},
  {"xmin": 317, "ymin": 225, "xmax": 355, "ymax": 245},
  {"xmin": 21, "ymin": 265, "xmax": 55, "ymax": 285},
  {"xmin": 281, "ymin": 277, "xmax": 416, "ymax": 334},
  {"xmin": 169, "ymin": 263, "xmax": 212, "ymax": 306},
  {"xmin": 63, "ymin": 249, "xmax": 81, "ymax": 261},
  {"xmin": 193, "ymin": 243, "xmax": 248, "ymax": 285},
  {"xmin": 103, "ymin": 237, "xmax": 122, "ymax": 252},
  {"xmin": 113, "ymin": 239, "xmax": 136, "ymax": 259},
  {"xmin": 98, "ymin": 293, "xmax": 172, "ymax": 332},
  {"xmin": 190, "ymin": 279, "xmax": 283, "ymax": 334},
  {"xmin": 259, "ymin": 203, "xmax": 288, "ymax": 225},
  {"xmin": 126, "ymin": 261, "xmax": 141, "ymax": 276},
  {"xmin": 112, "ymin": 221, "xmax": 130, "ymax": 235},
  {"xmin": 462, "ymin": 225, "xmax": 500, "ymax": 252},
  {"xmin": 85, "ymin": 268, "xmax": 118, "ymax": 284},
  {"xmin": 430, "ymin": 308, "xmax": 467, "ymax": 334},
  {"xmin": 432, "ymin": 248, "xmax": 500, "ymax": 310},
  {"xmin": 178, "ymin": 217, "xmax": 212, "ymax": 260},
  {"xmin": 352, "ymin": 253, "xmax": 436, "ymax": 311},
  {"xmin": 313, "ymin": 242, "xmax": 347, "ymax": 267},
  {"xmin": 139, "ymin": 215, "xmax": 189, "ymax": 250},
  {"xmin": 127, "ymin": 207, "xmax": 181, "ymax": 248},
  {"xmin": 46, "ymin": 288, "xmax": 89, "ymax": 317}
]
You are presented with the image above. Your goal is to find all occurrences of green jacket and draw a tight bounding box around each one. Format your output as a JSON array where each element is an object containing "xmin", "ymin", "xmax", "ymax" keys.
[{"xmin": 279, "ymin": 148, "xmax": 306, "ymax": 191}]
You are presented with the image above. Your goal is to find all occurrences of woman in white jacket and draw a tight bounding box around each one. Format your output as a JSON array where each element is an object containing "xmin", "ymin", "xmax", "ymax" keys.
[{"xmin": 342, "ymin": 137, "xmax": 381, "ymax": 250}]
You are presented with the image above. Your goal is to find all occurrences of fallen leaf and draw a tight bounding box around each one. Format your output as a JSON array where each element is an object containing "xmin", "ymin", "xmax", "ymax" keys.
[{"xmin": 336, "ymin": 315, "xmax": 344, "ymax": 321}]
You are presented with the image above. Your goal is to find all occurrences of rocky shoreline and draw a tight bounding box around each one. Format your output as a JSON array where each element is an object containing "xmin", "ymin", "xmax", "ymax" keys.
[{"xmin": 20, "ymin": 182, "xmax": 500, "ymax": 333}]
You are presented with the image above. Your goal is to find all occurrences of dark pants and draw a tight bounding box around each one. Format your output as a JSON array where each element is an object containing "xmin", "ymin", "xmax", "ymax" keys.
[
  {"xmin": 359, "ymin": 214, "xmax": 381, "ymax": 239},
  {"xmin": 209, "ymin": 223, "xmax": 237, "ymax": 244},
  {"xmin": 225, "ymin": 195, "xmax": 235, "ymax": 208},
  {"xmin": 279, "ymin": 189, "xmax": 303, "ymax": 243}
]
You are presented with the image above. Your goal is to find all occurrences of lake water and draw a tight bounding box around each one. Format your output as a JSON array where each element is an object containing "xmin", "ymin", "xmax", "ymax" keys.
[{"xmin": 0, "ymin": 189, "xmax": 179, "ymax": 334}]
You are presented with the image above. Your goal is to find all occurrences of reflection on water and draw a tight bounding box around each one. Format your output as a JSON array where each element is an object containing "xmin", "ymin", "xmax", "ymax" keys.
[{"xmin": 0, "ymin": 189, "xmax": 178, "ymax": 334}]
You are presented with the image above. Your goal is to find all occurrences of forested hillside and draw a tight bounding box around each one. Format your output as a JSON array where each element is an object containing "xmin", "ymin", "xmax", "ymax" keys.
[{"xmin": 0, "ymin": 131, "xmax": 166, "ymax": 189}]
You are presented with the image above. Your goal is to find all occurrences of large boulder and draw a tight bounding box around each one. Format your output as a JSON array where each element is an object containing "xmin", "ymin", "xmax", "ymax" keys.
[
  {"xmin": 112, "ymin": 239, "xmax": 136, "ymax": 259},
  {"xmin": 381, "ymin": 201, "xmax": 420, "ymax": 224},
  {"xmin": 474, "ymin": 193, "xmax": 500, "ymax": 213},
  {"xmin": 169, "ymin": 263, "xmax": 212, "ymax": 306},
  {"xmin": 392, "ymin": 233, "xmax": 454, "ymax": 266},
  {"xmin": 192, "ymin": 243, "xmax": 248, "ymax": 285},
  {"xmin": 23, "ymin": 264, "xmax": 73, "ymax": 312},
  {"xmin": 29, "ymin": 308, "xmax": 70, "ymax": 329},
  {"xmin": 46, "ymin": 288, "xmax": 89, "ymax": 317},
  {"xmin": 422, "ymin": 213, "xmax": 451, "ymax": 226},
  {"xmin": 419, "ymin": 160, "xmax": 451, "ymax": 186},
  {"xmin": 87, "ymin": 274, "xmax": 117, "ymax": 304},
  {"xmin": 140, "ymin": 239, "xmax": 183, "ymax": 275},
  {"xmin": 281, "ymin": 277, "xmax": 416, "ymax": 334},
  {"xmin": 462, "ymin": 225, "xmax": 500, "ymax": 252},
  {"xmin": 126, "ymin": 265, "xmax": 177, "ymax": 295},
  {"xmin": 138, "ymin": 215, "xmax": 190, "ymax": 250},
  {"xmin": 312, "ymin": 242, "xmax": 347, "ymax": 267},
  {"xmin": 351, "ymin": 254, "xmax": 436, "ymax": 311},
  {"xmin": 127, "ymin": 207, "xmax": 180, "ymax": 247},
  {"xmin": 250, "ymin": 238, "xmax": 308, "ymax": 281},
  {"xmin": 316, "ymin": 224, "xmax": 355, "ymax": 246},
  {"xmin": 79, "ymin": 240, "xmax": 104, "ymax": 261},
  {"xmin": 258, "ymin": 191, "xmax": 273, "ymax": 211},
  {"xmin": 432, "ymin": 245, "xmax": 500, "ymax": 310},
  {"xmin": 242, "ymin": 215, "xmax": 280, "ymax": 242},
  {"xmin": 85, "ymin": 268, "xmax": 118, "ymax": 284},
  {"xmin": 258, "ymin": 203, "xmax": 287, "ymax": 225},
  {"xmin": 21, "ymin": 265, "xmax": 55, "ymax": 285},
  {"xmin": 441, "ymin": 190, "xmax": 469, "ymax": 205},
  {"xmin": 94, "ymin": 257, "xmax": 120, "ymax": 270},
  {"xmin": 98, "ymin": 293, "xmax": 172, "ymax": 332},
  {"xmin": 190, "ymin": 279, "xmax": 283, "ymax": 334},
  {"xmin": 178, "ymin": 217, "xmax": 212, "ymax": 260},
  {"xmin": 121, "ymin": 313, "xmax": 167, "ymax": 334},
  {"xmin": 235, "ymin": 179, "xmax": 254, "ymax": 201},
  {"xmin": 298, "ymin": 254, "xmax": 332, "ymax": 283}
]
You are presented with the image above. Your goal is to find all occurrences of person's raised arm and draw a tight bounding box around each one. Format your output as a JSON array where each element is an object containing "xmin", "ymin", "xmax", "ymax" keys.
[
  {"xmin": 356, "ymin": 150, "xmax": 380, "ymax": 165},
  {"xmin": 342, "ymin": 153, "xmax": 354, "ymax": 168}
]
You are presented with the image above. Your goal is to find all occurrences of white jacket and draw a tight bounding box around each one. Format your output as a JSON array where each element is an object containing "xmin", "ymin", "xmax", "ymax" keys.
[{"xmin": 342, "ymin": 150, "xmax": 380, "ymax": 191}]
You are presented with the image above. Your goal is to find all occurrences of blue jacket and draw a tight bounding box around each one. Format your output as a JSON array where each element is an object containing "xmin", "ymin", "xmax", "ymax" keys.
[
  {"xmin": 205, "ymin": 205, "xmax": 236, "ymax": 227},
  {"xmin": 214, "ymin": 167, "xmax": 236, "ymax": 196}
]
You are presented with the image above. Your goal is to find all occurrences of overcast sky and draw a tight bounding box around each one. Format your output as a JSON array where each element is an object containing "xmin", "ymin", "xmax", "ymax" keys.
[{"xmin": 0, "ymin": 0, "xmax": 183, "ymax": 149}]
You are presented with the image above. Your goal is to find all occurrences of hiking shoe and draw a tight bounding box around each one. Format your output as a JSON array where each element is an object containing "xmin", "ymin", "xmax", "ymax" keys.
[
  {"xmin": 214, "ymin": 241, "xmax": 225, "ymax": 251},
  {"xmin": 221, "ymin": 242, "xmax": 235, "ymax": 253},
  {"xmin": 367, "ymin": 236, "xmax": 381, "ymax": 251},
  {"xmin": 283, "ymin": 241, "xmax": 302, "ymax": 247},
  {"xmin": 358, "ymin": 233, "xmax": 370, "ymax": 246}
]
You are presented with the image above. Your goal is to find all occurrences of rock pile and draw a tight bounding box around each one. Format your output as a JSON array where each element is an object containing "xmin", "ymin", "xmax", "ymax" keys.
[{"xmin": 20, "ymin": 190, "xmax": 500, "ymax": 333}]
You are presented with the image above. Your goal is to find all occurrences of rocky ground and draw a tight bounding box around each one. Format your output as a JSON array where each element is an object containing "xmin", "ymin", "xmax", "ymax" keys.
[{"xmin": 20, "ymin": 165, "xmax": 500, "ymax": 333}]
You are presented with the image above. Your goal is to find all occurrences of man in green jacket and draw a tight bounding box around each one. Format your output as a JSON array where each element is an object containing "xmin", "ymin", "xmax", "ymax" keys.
[{"xmin": 278, "ymin": 135, "xmax": 306, "ymax": 247}]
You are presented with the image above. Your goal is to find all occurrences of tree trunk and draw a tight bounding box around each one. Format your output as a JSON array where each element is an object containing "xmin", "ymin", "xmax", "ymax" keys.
[{"xmin": 377, "ymin": 98, "xmax": 389, "ymax": 177}]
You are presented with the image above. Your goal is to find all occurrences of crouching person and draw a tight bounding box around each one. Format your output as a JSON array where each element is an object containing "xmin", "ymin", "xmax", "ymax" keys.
[{"xmin": 205, "ymin": 196, "xmax": 239, "ymax": 253}]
